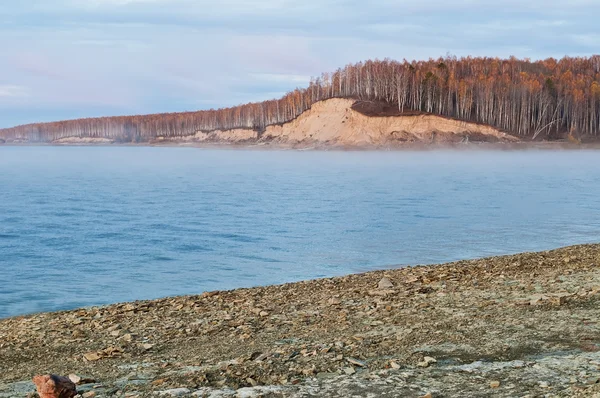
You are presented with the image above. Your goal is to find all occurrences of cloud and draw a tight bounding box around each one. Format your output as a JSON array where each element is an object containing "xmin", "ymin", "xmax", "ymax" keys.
[
  {"xmin": 0, "ymin": 85, "xmax": 28, "ymax": 98},
  {"xmin": 250, "ymin": 74, "xmax": 311, "ymax": 84},
  {"xmin": 0, "ymin": 0, "xmax": 599, "ymax": 127}
]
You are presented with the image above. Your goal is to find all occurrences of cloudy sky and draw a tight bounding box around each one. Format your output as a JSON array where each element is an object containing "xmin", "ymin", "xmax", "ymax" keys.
[{"xmin": 1, "ymin": 0, "xmax": 599, "ymax": 128}]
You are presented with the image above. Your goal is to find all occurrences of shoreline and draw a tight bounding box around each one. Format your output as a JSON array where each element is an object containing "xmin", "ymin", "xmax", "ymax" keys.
[
  {"xmin": 1, "ymin": 244, "xmax": 600, "ymax": 397},
  {"xmin": 3, "ymin": 141, "xmax": 600, "ymax": 151}
]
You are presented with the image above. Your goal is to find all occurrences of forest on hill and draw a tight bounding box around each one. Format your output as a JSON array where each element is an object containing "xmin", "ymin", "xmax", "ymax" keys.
[{"xmin": 1, "ymin": 55, "xmax": 599, "ymax": 142}]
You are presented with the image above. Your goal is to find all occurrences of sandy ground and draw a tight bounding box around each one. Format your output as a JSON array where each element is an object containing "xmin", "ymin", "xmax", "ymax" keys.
[
  {"xmin": 261, "ymin": 99, "xmax": 516, "ymax": 145},
  {"xmin": 1, "ymin": 244, "xmax": 599, "ymax": 397},
  {"xmin": 52, "ymin": 137, "xmax": 116, "ymax": 144}
]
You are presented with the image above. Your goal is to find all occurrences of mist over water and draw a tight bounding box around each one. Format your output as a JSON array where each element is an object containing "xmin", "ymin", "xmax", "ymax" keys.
[{"xmin": 1, "ymin": 147, "xmax": 600, "ymax": 318}]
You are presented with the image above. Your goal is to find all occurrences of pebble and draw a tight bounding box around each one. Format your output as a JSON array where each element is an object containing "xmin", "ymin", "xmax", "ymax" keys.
[
  {"xmin": 83, "ymin": 352, "xmax": 101, "ymax": 362},
  {"xmin": 490, "ymin": 380, "xmax": 500, "ymax": 388},
  {"xmin": 328, "ymin": 298, "xmax": 342, "ymax": 305},
  {"xmin": 378, "ymin": 277, "xmax": 394, "ymax": 289},
  {"xmin": 157, "ymin": 388, "xmax": 191, "ymax": 396},
  {"xmin": 67, "ymin": 375, "xmax": 81, "ymax": 385},
  {"xmin": 418, "ymin": 357, "xmax": 437, "ymax": 368},
  {"xmin": 346, "ymin": 357, "xmax": 367, "ymax": 367}
]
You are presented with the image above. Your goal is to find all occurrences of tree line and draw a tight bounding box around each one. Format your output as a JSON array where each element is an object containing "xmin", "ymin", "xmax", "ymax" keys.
[{"xmin": 1, "ymin": 55, "xmax": 599, "ymax": 142}]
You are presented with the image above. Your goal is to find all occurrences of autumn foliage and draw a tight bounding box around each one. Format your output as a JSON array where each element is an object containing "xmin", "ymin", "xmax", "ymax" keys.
[{"xmin": 1, "ymin": 55, "xmax": 599, "ymax": 142}]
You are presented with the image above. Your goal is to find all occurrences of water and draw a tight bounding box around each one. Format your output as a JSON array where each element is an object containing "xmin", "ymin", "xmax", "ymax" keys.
[{"xmin": 1, "ymin": 147, "xmax": 599, "ymax": 319}]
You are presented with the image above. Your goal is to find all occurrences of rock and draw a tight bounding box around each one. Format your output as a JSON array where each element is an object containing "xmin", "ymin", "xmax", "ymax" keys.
[
  {"xmin": 205, "ymin": 388, "xmax": 236, "ymax": 397},
  {"xmin": 83, "ymin": 352, "xmax": 101, "ymax": 362},
  {"xmin": 417, "ymin": 357, "xmax": 437, "ymax": 368},
  {"xmin": 490, "ymin": 380, "xmax": 500, "ymax": 388},
  {"xmin": 378, "ymin": 277, "xmax": 394, "ymax": 289},
  {"xmin": 235, "ymin": 387, "xmax": 283, "ymax": 398},
  {"xmin": 82, "ymin": 392, "xmax": 96, "ymax": 398},
  {"xmin": 201, "ymin": 291, "xmax": 219, "ymax": 298},
  {"xmin": 586, "ymin": 377, "xmax": 600, "ymax": 385},
  {"xmin": 32, "ymin": 375, "xmax": 77, "ymax": 398},
  {"xmin": 368, "ymin": 289, "xmax": 395, "ymax": 297},
  {"xmin": 0, "ymin": 381, "xmax": 36, "ymax": 397},
  {"xmin": 420, "ymin": 393, "xmax": 432, "ymax": 398},
  {"xmin": 539, "ymin": 381, "xmax": 549, "ymax": 388},
  {"xmin": 343, "ymin": 367, "xmax": 356, "ymax": 375},
  {"xmin": 259, "ymin": 311, "xmax": 269, "ymax": 317},
  {"xmin": 142, "ymin": 343, "xmax": 154, "ymax": 350},
  {"xmin": 549, "ymin": 294, "xmax": 569, "ymax": 306},
  {"xmin": 120, "ymin": 334, "xmax": 133, "ymax": 343},
  {"xmin": 67, "ymin": 375, "xmax": 80, "ymax": 385},
  {"xmin": 67, "ymin": 375, "xmax": 94, "ymax": 385},
  {"xmin": 158, "ymin": 388, "xmax": 191, "ymax": 396},
  {"xmin": 346, "ymin": 357, "xmax": 367, "ymax": 367},
  {"xmin": 328, "ymin": 297, "xmax": 342, "ymax": 305},
  {"xmin": 529, "ymin": 296, "xmax": 544, "ymax": 306},
  {"xmin": 390, "ymin": 361, "xmax": 401, "ymax": 369}
]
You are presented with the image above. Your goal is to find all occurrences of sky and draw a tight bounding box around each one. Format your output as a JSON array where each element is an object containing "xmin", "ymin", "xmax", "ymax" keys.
[{"xmin": 1, "ymin": 0, "xmax": 599, "ymax": 128}]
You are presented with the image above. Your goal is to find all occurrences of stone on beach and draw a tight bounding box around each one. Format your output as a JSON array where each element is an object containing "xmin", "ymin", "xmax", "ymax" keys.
[
  {"xmin": 377, "ymin": 277, "xmax": 394, "ymax": 289},
  {"xmin": 32, "ymin": 375, "xmax": 77, "ymax": 398}
]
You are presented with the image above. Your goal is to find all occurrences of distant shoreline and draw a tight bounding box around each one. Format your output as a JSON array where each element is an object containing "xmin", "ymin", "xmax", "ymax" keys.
[
  {"xmin": 2, "ymin": 140, "xmax": 600, "ymax": 151},
  {"xmin": 3, "ymin": 98, "xmax": 600, "ymax": 150}
]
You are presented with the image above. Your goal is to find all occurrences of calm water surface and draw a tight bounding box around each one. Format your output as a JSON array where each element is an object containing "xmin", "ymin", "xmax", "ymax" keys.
[{"xmin": 1, "ymin": 147, "xmax": 599, "ymax": 318}]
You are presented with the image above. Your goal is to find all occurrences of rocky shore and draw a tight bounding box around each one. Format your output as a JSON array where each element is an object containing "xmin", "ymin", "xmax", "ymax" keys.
[{"xmin": 1, "ymin": 244, "xmax": 600, "ymax": 397}]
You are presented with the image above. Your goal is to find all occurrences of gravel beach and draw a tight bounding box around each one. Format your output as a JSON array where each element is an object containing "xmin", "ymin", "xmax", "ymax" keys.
[{"xmin": 1, "ymin": 244, "xmax": 599, "ymax": 397}]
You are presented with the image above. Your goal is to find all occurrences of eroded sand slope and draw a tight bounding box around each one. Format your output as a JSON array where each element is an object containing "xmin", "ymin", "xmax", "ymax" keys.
[
  {"xmin": 261, "ymin": 98, "xmax": 517, "ymax": 145},
  {"xmin": 45, "ymin": 99, "xmax": 517, "ymax": 146}
]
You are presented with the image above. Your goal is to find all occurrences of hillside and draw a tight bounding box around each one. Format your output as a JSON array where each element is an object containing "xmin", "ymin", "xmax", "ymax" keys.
[
  {"xmin": 260, "ymin": 99, "xmax": 516, "ymax": 145},
  {"xmin": 0, "ymin": 55, "xmax": 599, "ymax": 144},
  {"xmin": 37, "ymin": 99, "xmax": 518, "ymax": 147}
]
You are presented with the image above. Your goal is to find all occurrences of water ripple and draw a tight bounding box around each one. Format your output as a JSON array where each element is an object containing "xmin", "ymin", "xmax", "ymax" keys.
[{"xmin": 1, "ymin": 147, "xmax": 600, "ymax": 318}]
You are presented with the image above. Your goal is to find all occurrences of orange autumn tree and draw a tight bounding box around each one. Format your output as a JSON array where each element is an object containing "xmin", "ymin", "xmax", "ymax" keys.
[{"xmin": 1, "ymin": 55, "xmax": 600, "ymax": 142}]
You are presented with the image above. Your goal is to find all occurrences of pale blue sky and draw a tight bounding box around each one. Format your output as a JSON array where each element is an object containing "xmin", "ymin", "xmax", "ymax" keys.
[{"xmin": 1, "ymin": 0, "xmax": 599, "ymax": 128}]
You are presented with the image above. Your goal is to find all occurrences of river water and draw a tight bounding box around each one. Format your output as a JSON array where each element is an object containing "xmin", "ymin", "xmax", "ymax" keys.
[{"xmin": 1, "ymin": 147, "xmax": 599, "ymax": 318}]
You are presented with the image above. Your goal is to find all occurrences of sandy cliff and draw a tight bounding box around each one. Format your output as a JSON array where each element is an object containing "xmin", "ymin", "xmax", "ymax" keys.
[
  {"xmin": 195, "ymin": 129, "xmax": 258, "ymax": 142},
  {"xmin": 2, "ymin": 98, "xmax": 517, "ymax": 147},
  {"xmin": 53, "ymin": 137, "xmax": 115, "ymax": 144},
  {"xmin": 261, "ymin": 98, "xmax": 517, "ymax": 146},
  {"xmin": 178, "ymin": 98, "xmax": 517, "ymax": 147}
]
